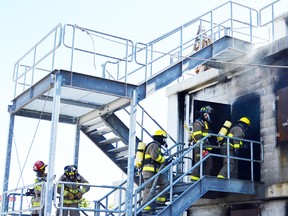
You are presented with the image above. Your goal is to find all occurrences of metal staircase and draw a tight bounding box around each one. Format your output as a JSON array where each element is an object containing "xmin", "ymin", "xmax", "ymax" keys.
[
  {"xmin": 133, "ymin": 134, "xmax": 263, "ymax": 215},
  {"xmin": 2, "ymin": 1, "xmax": 275, "ymax": 215}
]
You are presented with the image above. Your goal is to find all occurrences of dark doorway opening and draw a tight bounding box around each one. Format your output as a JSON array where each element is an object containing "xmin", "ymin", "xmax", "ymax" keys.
[
  {"xmin": 192, "ymin": 100, "xmax": 231, "ymax": 176},
  {"xmin": 189, "ymin": 95, "xmax": 261, "ymax": 181},
  {"xmin": 232, "ymin": 93, "xmax": 261, "ymax": 181}
]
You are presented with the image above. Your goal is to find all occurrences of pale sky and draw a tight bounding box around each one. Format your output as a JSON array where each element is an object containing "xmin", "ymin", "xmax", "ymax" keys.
[{"xmin": 0, "ymin": 0, "xmax": 275, "ymax": 201}]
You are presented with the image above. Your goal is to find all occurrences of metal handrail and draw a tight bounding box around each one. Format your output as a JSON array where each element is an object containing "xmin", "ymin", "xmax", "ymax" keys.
[
  {"xmin": 2, "ymin": 181, "xmax": 46, "ymax": 215},
  {"xmin": 55, "ymin": 181, "xmax": 127, "ymax": 215},
  {"xmin": 133, "ymin": 133, "xmax": 263, "ymax": 215},
  {"xmin": 13, "ymin": 23, "xmax": 62, "ymax": 97}
]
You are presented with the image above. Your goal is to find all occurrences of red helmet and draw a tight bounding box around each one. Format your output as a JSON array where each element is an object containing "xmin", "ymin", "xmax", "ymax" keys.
[{"xmin": 33, "ymin": 160, "xmax": 47, "ymax": 173}]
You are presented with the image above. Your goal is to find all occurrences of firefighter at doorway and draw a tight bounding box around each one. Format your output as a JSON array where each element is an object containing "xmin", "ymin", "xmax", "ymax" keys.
[
  {"xmin": 189, "ymin": 106, "xmax": 214, "ymax": 181},
  {"xmin": 142, "ymin": 130, "xmax": 171, "ymax": 213},
  {"xmin": 56, "ymin": 165, "xmax": 90, "ymax": 216},
  {"xmin": 30, "ymin": 160, "xmax": 47, "ymax": 216},
  {"xmin": 217, "ymin": 117, "xmax": 251, "ymax": 178}
]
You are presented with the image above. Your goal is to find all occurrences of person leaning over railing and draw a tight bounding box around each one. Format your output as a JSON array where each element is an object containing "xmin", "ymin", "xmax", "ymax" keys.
[
  {"xmin": 217, "ymin": 117, "xmax": 251, "ymax": 179},
  {"xmin": 56, "ymin": 165, "xmax": 90, "ymax": 216}
]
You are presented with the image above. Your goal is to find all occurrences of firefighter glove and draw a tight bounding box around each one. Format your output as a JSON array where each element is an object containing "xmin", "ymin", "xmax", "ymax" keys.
[
  {"xmin": 75, "ymin": 191, "xmax": 83, "ymax": 199},
  {"xmin": 202, "ymin": 150, "xmax": 209, "ymax": 157},
  {"xmin": 68, "ymin": 192, "xmax": 75, "ymax": 200},
  {"xmin": 25, "ymin": 188, "xmax": 35, "ymax": 196},
  {"xmin": 164, "ymin": 157, "xmax": 173, "ymax": 166}
]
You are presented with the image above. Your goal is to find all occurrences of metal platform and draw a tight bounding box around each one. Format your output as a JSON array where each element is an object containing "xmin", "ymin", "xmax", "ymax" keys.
[{"xmin": 10, "ymin": 69, "xmax": 137, "ymax": 124}]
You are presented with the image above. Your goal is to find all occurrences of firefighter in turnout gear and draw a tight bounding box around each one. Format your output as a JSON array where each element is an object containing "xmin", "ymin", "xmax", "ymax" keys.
[
  {"xmin": 190, "ymin": 106, "xmax": 214, "ymax": 181},
  {"xmin": 30, "ymin": 160, "xmax": 47, "ymax": 216},
  {"xmin": 217, "ymin": 117, "xmax": 251, "ymax": 178},
  {"xmin": 142, "ymin": 130, "xmax": 170, "ymax": 213},
  {"xmin": 56, "ymin": 165, "xmax": 90, "ymax": 216}
]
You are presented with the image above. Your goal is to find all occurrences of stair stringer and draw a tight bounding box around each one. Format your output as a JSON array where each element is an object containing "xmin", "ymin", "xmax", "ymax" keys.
[{"xmin": 159, "ymin": 176, "xmax": 257, "ymax": 216}]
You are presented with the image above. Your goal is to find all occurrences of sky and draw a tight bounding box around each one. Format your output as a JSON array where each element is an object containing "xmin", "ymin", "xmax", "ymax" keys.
[{"xmin": 0, "ymin": 0, "xmax": 275, "ymax": 207}]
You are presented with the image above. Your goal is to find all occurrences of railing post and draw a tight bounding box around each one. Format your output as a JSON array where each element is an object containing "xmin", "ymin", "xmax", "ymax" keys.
[
  {"xmin": 250, "ymin": 141, "xmax": 254, "ymax": 181},
  {"xmin": 126, "ymin": 90, "xmax": 137, "ymax": 216},
  {"xmin": 227, "ymin": 137, "xmax": 230, "ymax": 179}
]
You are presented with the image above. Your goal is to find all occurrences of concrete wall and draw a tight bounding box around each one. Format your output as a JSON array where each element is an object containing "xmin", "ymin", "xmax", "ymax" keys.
[{"xmin": 167, "ymin": 37, "xmax": 288, "ymax": 215}]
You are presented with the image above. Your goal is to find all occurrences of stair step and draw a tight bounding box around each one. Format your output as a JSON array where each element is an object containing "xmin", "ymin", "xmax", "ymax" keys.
[
  {"xmin": 83, "ymin": 117, "xmax": 106, "ymax": 131},
  {"xmin": 99, "ymin": 136, "xmax": 122, "ymax": 144},
  {"xmin": 108, "ymin": 145, "xmax": 128, "ymax": 153},
  {"xmin": 115, "ymin": 155, "xmax": 128, "ymax": 161},
  {"xmin": 90, "ymin": 126, "xmax": 112, "ymax": 136}
]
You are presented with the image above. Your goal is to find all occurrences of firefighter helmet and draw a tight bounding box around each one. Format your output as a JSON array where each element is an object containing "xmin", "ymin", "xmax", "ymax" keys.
[
  {"xmin": 239, "ymin": 117, "xmax": 250, "ymax": 126},
  {"xmin": 200, "ymin": 105, "xmax": 214, "ymax": 114},
  {"xmin": 64, "ymin": 165, "xmax": 78, "ymax": 177},
  {"xmin": 33, "ymin": 160, "xmax": 47, "ymax": 173},
  {"xmin": 153, "ymin": 130, "xmax": 167, "ymax": 138}
]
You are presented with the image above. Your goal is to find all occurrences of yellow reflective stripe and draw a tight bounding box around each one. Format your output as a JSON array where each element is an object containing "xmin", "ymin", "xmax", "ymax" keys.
[
  {"xmin": 234, "ymin": 144, "xmax": 240, "ymax": 148},
  {"xmin": 144, "ymin": 205, "xmax": 152, "ymax": 211},
  {"xmin": 202, "ymin": 132, "xmax": 208, "ymax": 136},
  {"xmin": 156, "ymin": 197, "xmax": 166, "ymax": 202},
  {"xmin": 142, "ymin": 166, "xmax": 159, "ymax": 172},
  {"xmin": 144, "ymin": 154, "xmax": 151, "ymax": 159},
  {"xmin": 32, "ymin": 202, "xmax": 41, "ymax": 207},
  {"xmin": 34, "ymin": 185, "xmax": 42, "ymax": 191},
  {"xmin": 68, "ymin": 189, "xmax": 78, "ymax": 193},
  {"xmin": 63, "ymin": 199, "xmax": 82, "ymax": 204},
  {"xmin": 191, "ymin": 176, "xmax": 200, "ymax": 180},
  {"xmin": 155, "ymin": 155, "xmax": 164, "ymax": 163},
  {"xmin": 192, "ymin": 131, "xmax": 202, "ymax": 136}
]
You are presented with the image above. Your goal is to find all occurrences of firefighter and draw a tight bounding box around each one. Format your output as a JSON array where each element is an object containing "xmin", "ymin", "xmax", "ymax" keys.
[
  {"xmin": 142, "ymin": 130, "xmax": 171, "ymax": 213},
  {"xmin": 30, "ymin": 160, "xmax": 47, "ymax": 216},
  {"xmin": 56, "ymin": 165, "xmax": 90, "ymax": 216},
  {"xmin": 217, "ymin": 117, "xmax": 251, "ymax": 178},
  {"xmin": 189, "ymin": 105, "xmax": 214, "ymax": 181}
]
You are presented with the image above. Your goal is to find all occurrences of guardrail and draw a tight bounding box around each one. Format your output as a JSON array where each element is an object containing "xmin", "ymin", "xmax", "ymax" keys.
[
  {"xmin": 133, "ymin": 133, "xmax": 263, "ymax": 215},
  {"xmin": 55, "ymin": 181, "xmax": 126, "ymax": 216},
  {"xmin": 1, "ymin": 182, "xmax": 45, "ymax": 215},
  {"xmin": 13, "ymin": 1, "xmax": 279, "ymax": 99}
]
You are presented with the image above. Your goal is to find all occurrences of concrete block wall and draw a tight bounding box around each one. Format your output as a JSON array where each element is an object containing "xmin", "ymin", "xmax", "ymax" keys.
[{"xmin": 167, "ymin": 65, "xmax": 288, "ymax": 215}]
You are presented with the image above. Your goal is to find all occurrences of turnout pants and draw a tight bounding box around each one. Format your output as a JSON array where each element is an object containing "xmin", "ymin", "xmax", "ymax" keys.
[
  {"xmin": 142, "ymin": 171, "xmax": 169, "ymax": 206},
  {"xmin": 191, "ymin": 147, "xmax": 213, "ymax": 180},
  {"xmin": 56, "ymin": 203, "xmax": 80, "ymax": 216}
]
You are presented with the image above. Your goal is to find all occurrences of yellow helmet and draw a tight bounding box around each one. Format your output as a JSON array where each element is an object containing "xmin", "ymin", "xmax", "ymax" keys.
[
  {"xmin": 154, "ymin": 130, "xmax": 167, "ymax": 138},
  {"xmin": 239, "ymin": 117, "xmax": 250, "ymax": 126}
]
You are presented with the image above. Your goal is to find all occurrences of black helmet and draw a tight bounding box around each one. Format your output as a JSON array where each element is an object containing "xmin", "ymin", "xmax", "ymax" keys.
[
  {"xmin": 64, "ymin": 165, "xmax": 78, "ymax": 179},
  {"xmin": 200, "ymin": 105, "xmax": 214, "ymax": 114},
  {"xmin": 199, "ymin": 106, "xmax": 214, "ymax": 123}
]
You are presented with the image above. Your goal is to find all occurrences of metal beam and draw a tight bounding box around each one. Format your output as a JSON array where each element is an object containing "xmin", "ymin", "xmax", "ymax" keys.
[{"xmin": 160, "ymin": 176, "xmax": 257, "ymax": 215}]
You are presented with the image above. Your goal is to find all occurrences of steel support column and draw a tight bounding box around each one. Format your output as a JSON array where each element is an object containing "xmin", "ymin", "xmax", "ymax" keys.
[
  {"xmin": 125, "ymin": 90, "xmax": 137, "ymax": 216},
  {"xmin": 73, "ymin": 121, "xmax": 81, "ymax": 167},
  {"xmin": 44, "ymin": 71, "xmax": 62, "ymax": 216},
  {"xmin": 1, "ymin": 112, "xmax": 15, "ymax": 214}
]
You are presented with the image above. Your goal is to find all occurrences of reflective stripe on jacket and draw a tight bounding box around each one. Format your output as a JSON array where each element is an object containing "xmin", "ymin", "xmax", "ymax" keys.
[
  {"xmin": 192, "ymin": 119, "xmax": 212, "ymax": 150},
  {"xmin": 227, "ymin": 124, "xmax": 245, "ymax": 149},
  {"xmin": 31, "ymin": 176, "xmax": 46, "ymax": 208},
  {"xmin": 57, "ymin": 174, "xmax": 90, "ymax": 204},
  {"xmin": 143, "ymin": 141, "xmax": 164, "ymax": 173}
]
